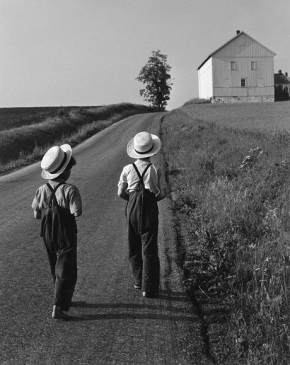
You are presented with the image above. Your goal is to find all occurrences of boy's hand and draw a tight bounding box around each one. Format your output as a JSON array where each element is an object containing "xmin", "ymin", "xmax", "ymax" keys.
[
  {"xmin": 118, "ymin": 187, "xmax": 129, "ymax": 201},
  {"xmin": 156, "ymin": 188, "xmax": 167, "ymax": 202},
  {"xmin": 34, "ymin": 210, "xmax": 41, "ymax": 219},
  {"xmin": 74, "ymin": 208, "xmax": 82, "ymax": 217}
]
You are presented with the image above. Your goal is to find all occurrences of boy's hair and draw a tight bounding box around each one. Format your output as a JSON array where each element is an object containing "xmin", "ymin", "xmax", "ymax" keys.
[{"xmin": 51, "ymin": 156, "xmax": 76, "ymax": 181}]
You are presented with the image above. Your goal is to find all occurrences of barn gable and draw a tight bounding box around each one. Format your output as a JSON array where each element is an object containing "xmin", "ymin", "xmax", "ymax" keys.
[
  {"xmin": 214, "ymin": 32, "xmax": 276, "ymax": 59},
  {"xmin": 198, "ymin": 32, "xmax": 276, "ymax": 70}
]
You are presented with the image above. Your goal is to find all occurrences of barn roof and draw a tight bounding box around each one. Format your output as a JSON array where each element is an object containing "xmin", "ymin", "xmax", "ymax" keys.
[{"xmin": 197, "ymin": 31, "xmax": 276, "ymax": 70}]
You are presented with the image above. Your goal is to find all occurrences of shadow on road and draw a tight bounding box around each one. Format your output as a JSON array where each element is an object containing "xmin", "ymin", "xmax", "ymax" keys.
[
  {"xmin": 62, "ymin": 290, "xmax": 196, "ymax": 322},
  {"xmin": 63, "ymin": 312, "xmax": 197, "ymax": 322}
]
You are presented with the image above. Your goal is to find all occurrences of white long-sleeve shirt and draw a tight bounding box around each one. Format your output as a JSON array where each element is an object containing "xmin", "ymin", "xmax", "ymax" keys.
[{"xmin": 118, "ymin": 160, "xmax": 166, "ymax": 196}]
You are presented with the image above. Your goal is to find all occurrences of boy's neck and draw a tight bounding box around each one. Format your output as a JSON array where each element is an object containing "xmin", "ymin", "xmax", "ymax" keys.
[
  {"xmin": 136, "ymin": 157, "xmax": 151, "ymax": 163},
  {"xmin": 49, "ymin": 169, "xmax": 71, "ymax": 184},
  {"xmin": 49, "ymin": 178, "xmax": 67, "ymax": 184}
]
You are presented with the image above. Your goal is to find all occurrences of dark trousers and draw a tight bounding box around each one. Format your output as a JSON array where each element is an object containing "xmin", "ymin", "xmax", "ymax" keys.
[
  {"xmin": 43, "ymin": 236, "xmax": 77, "ymax": 311},
  {"xmin": 127, "ymin": 190, "xmax": 160, "ymax": 293}
]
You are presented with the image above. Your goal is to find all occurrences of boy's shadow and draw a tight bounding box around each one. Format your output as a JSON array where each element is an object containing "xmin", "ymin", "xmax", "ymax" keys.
[{"xmin": 65, "ymin": 290, "xmax": 194, "ymax": 322}]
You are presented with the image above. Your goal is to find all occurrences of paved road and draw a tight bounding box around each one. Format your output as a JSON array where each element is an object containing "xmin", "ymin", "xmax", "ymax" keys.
[{"xmin": 0, "ymin": 113, "xmax": 209, "ymax": 365}]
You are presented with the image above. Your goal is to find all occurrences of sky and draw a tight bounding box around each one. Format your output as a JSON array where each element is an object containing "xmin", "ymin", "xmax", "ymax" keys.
[{"xmin": 0, "ymin": 0, "xmax": 289, "ymax": 110}]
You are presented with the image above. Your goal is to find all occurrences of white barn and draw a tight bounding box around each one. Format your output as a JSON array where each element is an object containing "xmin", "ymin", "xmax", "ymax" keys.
[{"xmin": 197, "ymin": 31, "xmax": 276, "ymax": 103}]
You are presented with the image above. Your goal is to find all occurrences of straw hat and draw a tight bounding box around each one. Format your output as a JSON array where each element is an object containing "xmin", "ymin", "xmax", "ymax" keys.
[
  {"xmin": 127, "ymin": 131, "xmax": 161, "ymax": 159},
  {"xmin": 41, "ymin": 144, "xmax": 72, "ymax": 179}
]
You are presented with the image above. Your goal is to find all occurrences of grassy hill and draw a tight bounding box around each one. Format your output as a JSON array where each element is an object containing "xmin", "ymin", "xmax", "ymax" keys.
[
  {"xmin": 0, "ymin": 103, "xmax": 154, "ymax": 175},
  {"xmin": 0, "ymin": 106, "xmax": 92, "ymax": 132}
]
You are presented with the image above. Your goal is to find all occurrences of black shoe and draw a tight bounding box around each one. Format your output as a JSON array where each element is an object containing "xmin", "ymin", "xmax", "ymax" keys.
[
  {"xmin": 52, "ymin": 305, "xmax": 71, "ymax": 320},
  {"xmin": 142, "ymin": 291, "xmax": 157, "ymax": 298}
]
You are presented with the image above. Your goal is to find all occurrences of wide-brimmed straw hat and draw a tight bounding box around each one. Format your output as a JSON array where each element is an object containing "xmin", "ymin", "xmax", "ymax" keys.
[
  {"xmin": 41, "ymin": 144, "xmax": 72, "ymax": 179},
  {"xmin": 127, "ymin": 131, "xmax": 161, "ymax": 159}
]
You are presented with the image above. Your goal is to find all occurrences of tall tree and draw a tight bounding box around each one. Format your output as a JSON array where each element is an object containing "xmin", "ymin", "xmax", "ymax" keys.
[{"xmin": 136, "ymin": 50, "xmax": 173, "ymax": 111}]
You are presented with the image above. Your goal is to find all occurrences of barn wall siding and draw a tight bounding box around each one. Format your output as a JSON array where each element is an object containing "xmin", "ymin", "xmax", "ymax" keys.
[
  {"xmin": 213, "ymin": 86, "xmax": 274, "ymax": 97},
  {"xmin": 212, "ymin": 57, "xmax": 274, "ymax": 88},
  {"xmin": 198, "ymin": 58, "xmax": 213, "ymax": 99}
]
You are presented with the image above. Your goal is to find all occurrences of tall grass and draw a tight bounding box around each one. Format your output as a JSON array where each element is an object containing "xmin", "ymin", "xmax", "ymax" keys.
[
  {"xmin": 0, "ymin": 103, "xmax": 153, "ymax": 174},
  {"xmin": 161, "ymin": 105, "xmax": 290, "ymax": 364}
]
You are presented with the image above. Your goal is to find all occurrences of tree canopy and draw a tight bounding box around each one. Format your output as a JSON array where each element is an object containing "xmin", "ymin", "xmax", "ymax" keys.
[{"xmin": 136, "ymin": 50, "xmax": 173, "ymax": 111}]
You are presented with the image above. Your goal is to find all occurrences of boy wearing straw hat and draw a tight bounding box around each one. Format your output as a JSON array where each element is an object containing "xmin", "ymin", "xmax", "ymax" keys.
[
  {"xmin": 32, "ymin": 144, "xmax": 82, "ymax": 320},
  {"xmin": 118, "ymin": 131, "xmax": 167, "ymax": 298}
]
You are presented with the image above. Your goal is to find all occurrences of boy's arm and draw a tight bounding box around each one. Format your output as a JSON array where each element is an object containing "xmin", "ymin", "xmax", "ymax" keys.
[
  {"xmin": 118, "ymin": 186, "xmax": 129, "ymax": 201},
  {"xmin": 70, "ymin": 186, "xmax": 82, "ymax": 217},
  {"xmin": 156, "ymin": 188, "xmax": 167, "ymax": 201},
  {"xmin": 155, "ymin": 166, "xmax": 167, "ymax": 201},
  {"xmin": 32, "ymin": 192, "xmax": 41, "ymax": 219},
  {"xmin": 118, "ymin": 167, "xmax": 129, "ymax": 201}
]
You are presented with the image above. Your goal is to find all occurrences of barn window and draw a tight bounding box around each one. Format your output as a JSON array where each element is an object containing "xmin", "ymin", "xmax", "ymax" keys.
[
  {"xmin": 251, "ymin": 61, "xmax": 257, "ymax": 70},
  {"xmin": 241, "ymin": 78, "xmax": 246, "ymax": 87},
  {"xmin": 231, "ymin": 61, "xmax": 236, "ymax": 70}
]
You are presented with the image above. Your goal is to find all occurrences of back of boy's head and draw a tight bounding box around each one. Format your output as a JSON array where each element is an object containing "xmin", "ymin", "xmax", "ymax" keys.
[
  {"xmin": 51, "ymin": 156, "xmax": 76, "ymax": 181},
  {"xmin": 65, "ymin": 156, "xmax": 76, "ymax": 171}
]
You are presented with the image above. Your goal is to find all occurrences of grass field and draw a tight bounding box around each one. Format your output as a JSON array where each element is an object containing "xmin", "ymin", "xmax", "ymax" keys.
[
  {"xmin": 181, "ymin": 100, "xmax": 290, "ymax": 133},
  {"xmin": 0, "ymin": 103, "xmax": 153, "ymax": 175},
  {"xmin": 161, "ymin": 100, "xmax": 290, "ymax": 364}
]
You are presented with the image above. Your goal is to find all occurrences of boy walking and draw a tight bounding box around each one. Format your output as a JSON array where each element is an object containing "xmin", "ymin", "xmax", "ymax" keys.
[
  {"xmin": 118, "ymin": 132, "xmax": 167, "ymax": 298},
  {"xmin": 32, "ymin": 144, "xmax": 82, "ymax": 320}
]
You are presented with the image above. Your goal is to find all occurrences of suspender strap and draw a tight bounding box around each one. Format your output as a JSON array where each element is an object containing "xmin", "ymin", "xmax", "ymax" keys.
[
  {"xmin": 132, "ymin": 163, "xmax": 152, "ymax": 187},
  {"xmin": 142, "ymin": 164, "xmax": 152, "ymax": 178},
  {"xmin": 46, "ymin": 182, "xmax": 65, "ymax": 207}
]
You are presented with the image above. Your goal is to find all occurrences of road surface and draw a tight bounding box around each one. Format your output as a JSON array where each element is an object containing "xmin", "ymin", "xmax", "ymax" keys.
[{"xmin": 0, "ymin": 113, "xmax": 209, "ymax": 365}]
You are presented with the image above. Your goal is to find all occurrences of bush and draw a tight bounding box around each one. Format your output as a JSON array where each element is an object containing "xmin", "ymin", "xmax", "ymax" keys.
[{"xmin": 183, "ymin": 98, "xmax": 211, "ymax": 106}]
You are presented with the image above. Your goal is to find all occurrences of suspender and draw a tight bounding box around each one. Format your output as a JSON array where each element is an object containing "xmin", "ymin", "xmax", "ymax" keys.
[
  {"xmin": 46, "ymin": 182, "xmax": 65, "ymax": 207},
  {"xmin": 132, "ymin": 163, "xmax": 152, "ymax": 188}
]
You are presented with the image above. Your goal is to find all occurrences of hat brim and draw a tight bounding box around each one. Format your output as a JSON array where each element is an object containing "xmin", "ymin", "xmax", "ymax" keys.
[
  {"xmin": 41, "ymin": 144, "xmax": 73, "ymax": 180},
  {"xmin": 127, "ymin": 134, "xmax": 161, "ymax": 159}
]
